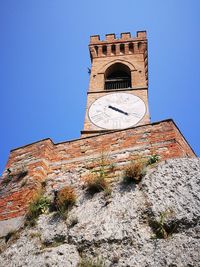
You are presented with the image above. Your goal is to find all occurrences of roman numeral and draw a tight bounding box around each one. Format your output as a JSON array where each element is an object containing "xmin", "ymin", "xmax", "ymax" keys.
[
  {"xmin": 91, "ymin": 113, "xmax": 104, "ymax": 123},
  {"xmin": 112, "ymin": 120, "xmax": 121, "ymax": 129}
]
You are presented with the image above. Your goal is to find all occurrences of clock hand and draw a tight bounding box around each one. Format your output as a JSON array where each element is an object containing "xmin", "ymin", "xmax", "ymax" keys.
[{"xmin": 108, "ymin": 105, "xmax": 128, "ymax": 116}]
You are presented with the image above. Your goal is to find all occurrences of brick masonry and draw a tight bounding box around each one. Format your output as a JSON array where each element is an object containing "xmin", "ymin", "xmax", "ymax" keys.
[{"xmin": 82, "ymin": 31, "xmax": 149, "ymax": 136}]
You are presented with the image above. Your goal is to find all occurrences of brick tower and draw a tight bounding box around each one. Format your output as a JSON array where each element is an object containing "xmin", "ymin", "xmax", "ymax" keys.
[{"xmin": 81, "ymin": 31, "xmax": 150, "ymax": 137}]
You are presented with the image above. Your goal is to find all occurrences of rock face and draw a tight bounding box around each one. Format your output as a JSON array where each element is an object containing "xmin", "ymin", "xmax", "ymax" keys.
[{"xmin": 0, "ymin": 158, "xmax": 199, "ymax": 267}]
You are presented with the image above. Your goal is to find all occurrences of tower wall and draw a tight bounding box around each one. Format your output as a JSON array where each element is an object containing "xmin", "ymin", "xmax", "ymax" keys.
[
  {"xmin": 82, "ymin": 31, "xmax": 150, "ymax": 137},
  {"xmin": 89, "ymin": 31, "xmax": 148, "ymax": 91}
]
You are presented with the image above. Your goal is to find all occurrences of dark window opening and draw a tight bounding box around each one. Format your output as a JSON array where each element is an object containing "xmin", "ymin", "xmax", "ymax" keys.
[
  {"xmin": 94, "ymin": 46, "xmax": 98, "ymax": 56},
  {"xmin": 120, "ymin": 43, "xmax": 125, "ymax": 54},
  {"xmin": 102, "ymin": 45, "xmax": 107, "ymax": 56},
  {"xmin": 104, "ymin": 63, "xmax": 131, "ymax": 90},
  {"xmin": 111, "ymin": 45, "xmax": 116, "ymax": 55},
  {"xmin": 129, "ymin": 43, "xmax": 134, "ymax": 53}
]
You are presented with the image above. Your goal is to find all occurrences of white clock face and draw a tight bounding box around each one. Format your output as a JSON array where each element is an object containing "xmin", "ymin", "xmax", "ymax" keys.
[{"xmin": 88, "ymin": 93, "xmax": 146, "ymax": 130}]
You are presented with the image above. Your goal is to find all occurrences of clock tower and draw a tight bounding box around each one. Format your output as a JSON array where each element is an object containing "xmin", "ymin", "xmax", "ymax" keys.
[{"xmin": 81, "ymin": 31, "xmax": 150, "ymax": 137}]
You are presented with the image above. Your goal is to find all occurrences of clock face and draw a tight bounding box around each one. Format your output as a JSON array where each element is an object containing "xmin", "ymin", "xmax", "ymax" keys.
[{"xmin": 88, "ymin": 93, "xmax": 146, "ymax": 130}]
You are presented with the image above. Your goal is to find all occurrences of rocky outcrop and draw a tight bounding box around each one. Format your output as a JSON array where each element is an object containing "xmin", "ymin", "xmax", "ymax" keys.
[{"xmin": 0, "ymin": 158, "xmax": 199, "ymax": 267}]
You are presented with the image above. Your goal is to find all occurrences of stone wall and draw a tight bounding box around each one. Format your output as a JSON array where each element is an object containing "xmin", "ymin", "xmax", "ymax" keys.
[{"xmin": 0, "ymin": 158, "xmax": 199, "ymax": 266}]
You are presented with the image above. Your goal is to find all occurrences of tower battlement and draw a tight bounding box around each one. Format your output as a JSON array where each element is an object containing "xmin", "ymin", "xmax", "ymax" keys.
[
  {"xmin": 89, "ymin": 31, "xmax": 147, "ymax": 60},
  {"xmin": 90, "ymin": 31, "xmax": 146, "ymax": 44}
]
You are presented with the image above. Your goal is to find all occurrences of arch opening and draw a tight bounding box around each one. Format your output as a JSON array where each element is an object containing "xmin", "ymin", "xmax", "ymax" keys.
[
  {"xmin": 104, "ymin": 63, "xmax": 131, "ymax": 90},
  {"xmin": 111, "ymin": 45, "xmax": 116, "ymax": 55},
  {"xmin": 102, "ymin": 45, "xmax": 107, "ymax": 56}
]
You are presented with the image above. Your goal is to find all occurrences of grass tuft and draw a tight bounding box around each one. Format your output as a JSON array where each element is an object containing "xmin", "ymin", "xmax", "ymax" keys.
[
  {"xmin": 122, "ymin": 159, "xmax": 146, "ymax": 184},
  {"xmin": 83, "ymin": 153, "xmax": 112, "ymax": 196},
  {"xmin": 147, "ymin": 154, "xmax": 160, "ymax": 166},
  {"xmin": 83, "ymin": 173, "xmax": 109, "ymax": 194},
  {"xmin": 54, "ymin": 186, "xmax": 77, "ymax": 219},
  {"xmin": 149, "ymin": 209, "xmax": 176, "ymax": 239},
  {"xmin": 26, "ymin": 195, "xmax": 50, "ymax": 226}
]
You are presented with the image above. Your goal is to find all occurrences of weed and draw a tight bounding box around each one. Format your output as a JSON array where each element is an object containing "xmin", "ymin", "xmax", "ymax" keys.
[
  {"xmin": 83, "ymin": 153, "xmax": 112, "ymax": 195},
  {"xmin": 104, "ymin": 186, "xmax": 112, "ymax": 197},
  {"xmin": 78, "ymin": 257, "xmax": 105, "ymax": 267},
  {"xmin": 122, "ymin": 159, "xmax": 146, "ymax": 184},
  {"xmin": 54, "ymin": 186, "xmax": 77, "ymax": 219},
  {"xmin": 26, "ymin": 195, "xmax": 50, "ymax": 226},
  {"xmin": 147, "ymin": 154, "xmax": 160, "ymax": 166},
  {"xmin": 83, "ymin": 173, "xmax": 109, "ymax": 194},
  {"xmin": 149, "ymin": 209, "xmax": 176, "ymax": 239}
]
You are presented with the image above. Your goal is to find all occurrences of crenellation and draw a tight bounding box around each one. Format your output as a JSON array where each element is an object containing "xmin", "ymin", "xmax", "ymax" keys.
[
  {"xmin": 137, "ymin": 31, "xmax": 147, "ymax": 38},
  {"xmin": 90, "ymin": 31, "xmax": 146, "ymax": 45},
  {"xmin": 90, "ymin": 35, "xmax": 100, "ymax": 43},
  {"xmin": 105, "ymin": 33, "xmax": 116, "ymax": 41},
  {"xmin": 121, "ymin": 32, "xmax": 131, "ymax": 39},
  {"xmin": 89, "ymin": 31, "xmax": 147, "ymax": 59}
]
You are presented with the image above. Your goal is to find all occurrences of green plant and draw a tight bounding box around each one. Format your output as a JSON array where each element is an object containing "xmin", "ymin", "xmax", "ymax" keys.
[
  {"xmin": 26, "ymin": 195, "xmax": 50, "ymax": 226},
  {"xmin": 83, "ymin": 153, "xmax": 112, "ymax": 195},
  {"xmin": 150, "ymin": 209, "xmax": 176, "ymax": 239},
  {"xmin": 78, "ymin": 257, "xmax": 105, "ymax": 267},
  {"xmin": 147, "ymin": 154, "xmax": 160, "ymax": 165},
  {"xmin": 54, "ymin": 186, "xmax": 77, "ymax": 219},
  {"xmin": 83, "ymin": 172, "xmax": 109, "ymax": 194},
  {"xmin": 122, "ymin": 159, "xmax": 146, "ymax": 184}
]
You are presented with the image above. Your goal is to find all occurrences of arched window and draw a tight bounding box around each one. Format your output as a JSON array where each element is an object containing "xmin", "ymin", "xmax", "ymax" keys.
[
  {"xmin": 102, "ymin": 45, "xmax": 107, "ymax": 56},
  {"xmin": 94, "ymin": 46, "xmax": 98, "ymax": 56},
  {"xmin": 111, "ymin": 45, "xmax": 116, "ymax": 55},
  {"xmin": 129, "ymin": 43, "xmax": 134, "ymax": 53},
  {"xmin": 104, "ymin": 63, "xmax": 131, "ymax": 90},
  {"xmin": 120, "ymin": 44, "xmax": 125, "ymax": 54}
]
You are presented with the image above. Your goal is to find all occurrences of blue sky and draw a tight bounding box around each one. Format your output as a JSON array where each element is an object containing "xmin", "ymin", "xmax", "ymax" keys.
[{"xmin": 0, "ymin": 0, "xmax": 199, "ymax": 175}]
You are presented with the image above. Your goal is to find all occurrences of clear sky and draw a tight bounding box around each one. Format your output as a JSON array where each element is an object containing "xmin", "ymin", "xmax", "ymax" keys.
[{"xmin": 0, "ymin": 0, "xmax": 200, "ymax": 175}]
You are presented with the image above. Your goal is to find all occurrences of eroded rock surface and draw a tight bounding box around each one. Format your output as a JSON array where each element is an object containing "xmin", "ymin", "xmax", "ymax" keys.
[{"xmin": 0, "ymin": 158, "xmax": 199, "ymax": 267}]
